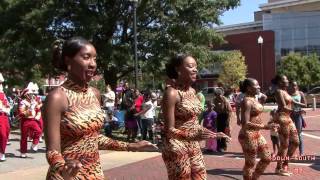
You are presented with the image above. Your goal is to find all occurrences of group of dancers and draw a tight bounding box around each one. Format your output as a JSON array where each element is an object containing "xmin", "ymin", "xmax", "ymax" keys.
[
  {"xmin": 1, "ymin": 36, "xmax": 304, "ymax": 180},
  {"xmin": 162, "ymin": 54, "xmax": 303, "ymax": 179}
]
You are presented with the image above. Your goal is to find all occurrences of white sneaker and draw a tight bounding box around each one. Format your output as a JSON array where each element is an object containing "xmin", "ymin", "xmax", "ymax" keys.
[
  {"xmin": 6, "ymin": 141, "xmax": 11, "ymax": 145},
  {"xmin": 31, "ymin": 144, "xmax": 38, "ymax": 152},
  {"xmin": 275, "ymin": 168, "xmax": 291, "ymax": 176},
  {"xmin": 0, "ymin": 154, "xmax": 5, "ymax": 161},
  {"xmin": 39, "ymin": 137, "xmax": 43, "ymax": 143},
  {"xmin": 20, "ymin": 153, "xmax": 27, "ymax": 158}
]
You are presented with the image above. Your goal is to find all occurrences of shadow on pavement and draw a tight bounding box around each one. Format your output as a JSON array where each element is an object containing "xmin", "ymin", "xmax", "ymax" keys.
[
  {"xmin": 27, "ymin": 149, "xmax": 46, "ymax": 154},
  {"xmin": 207, "ymin": 168, "xmax": 276, "ymax": 180},
  {"xmin": 310, "ymin": 155, "xmax": 320, "ymax": 171},
  {"xmin": 203, "ymin": 151, "xmax": 244, "ymax": 159},
  {"xmin": 10, "ymin": 131, "xmax": 21, "ymax": 136},
  {"xmin": 207, "ymin": 168, "xmax": 241, "ymax": 179},
  {"xmin": 8, "ymin": 138, "xmax": 20, "ymax": 142},
  {"xmin": 5, "ymin": 153, "xmax": 34, "ymax": 159}
]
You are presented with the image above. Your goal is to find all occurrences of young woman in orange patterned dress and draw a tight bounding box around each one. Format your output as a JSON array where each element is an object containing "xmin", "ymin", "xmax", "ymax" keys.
[
  {"xmin": 238, "ymin": 78, "xmax": 278, "ymax": 180},
  {"xmin": 162, "ymin": 54, "xmax": 230, "ymax": 180},
  {"xmin": 273, "ymin": 75, "xmax": 299, "ymax": 176},
  {"xmin": 44, "ymin": 37, "xmax": 157, "ymax": 180}
]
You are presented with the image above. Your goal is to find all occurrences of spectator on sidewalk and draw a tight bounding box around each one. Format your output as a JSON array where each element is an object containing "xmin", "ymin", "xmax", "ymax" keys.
[
  {"xmin": 203, "ymin": 101, "xmax": 218, "ymax": 153},
  {"xmin": 125, "ymin": 106, "xmax": 138, "ymax": 142},
  {"xmin": 104, "ymin": 110, "xmax": 119, "ymax": 137},
  {"xmin": 136, "ymin": 91, "xmax": 155, "ymax": 142},
  {"xmin": 213, "ymin": 87, "xmax": 232, "ymax": 152},
  {"xmin": 151, "ymin": 92, "xmax": 158, "ymax": 119},
  {"xmin": 103, "ymin": 84, "xmax": 115, "ymax": 112},
  {"xmin": 133, "ymin": 89, "xmax": 144, "ymax": 137},
  {"xmin": 196, "ymin": 86, "xmax": 205, "ymax": 125},
  {"xmin": 120, "ymin": 82, "xmax": 133, "ymax": 111},
  {"xmin": 289, "ymin": 81, "xmax": 307, "ymax": 156},
  {"xmin": 269, "ymin": 109, "xmax": 280, "ymax": 158}
]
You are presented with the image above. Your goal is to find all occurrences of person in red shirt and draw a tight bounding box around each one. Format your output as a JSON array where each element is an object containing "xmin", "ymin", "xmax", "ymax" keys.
[
  {"xmin": 133, "ymin": 89, "xmax": 143, "ymax": 137},
  {"xmin": 35, "ymin": 93, "xmax": 44, "ymax": 143},
  {"xmin": 0, "ymin": 73, "xmax": 10, "ymax": 161}
]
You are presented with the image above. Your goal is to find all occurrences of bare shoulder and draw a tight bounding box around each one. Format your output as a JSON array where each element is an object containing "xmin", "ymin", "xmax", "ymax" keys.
[
  {"xmin": 299, "ymin": 91, "xmax": 305, "ymax": 96},
  {"xmin": 44, "ymin": 87, "xmax": 68, "ymax": 110},
  {"xmin": 163, "ymin": 87, "xmax": 180, "ymax": 105},
  {"xmin": 275, "ymin": 89, "xmax": 283, "ymax": 95},
  {"xmin": 46, "ymin": 87, "xmax": 66, "ymax": 102},
  {"xmin": 163, "ymin": 86, "xmax": 177, "ymax": 99},
  {"xmin": 242, "ymin": 97, "xmax": 252, "ymax": 108},
  {"xmin": 90, "ymin": 87, "xmax": 101, "ymax": 97},
  {"xmin": 190, "ymin": 87, "xmax": 196, "ymax": 94}
]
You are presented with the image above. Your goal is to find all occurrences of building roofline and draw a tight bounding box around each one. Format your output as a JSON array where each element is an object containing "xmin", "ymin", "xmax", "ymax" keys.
[
  {"xmin": 259, "ymin": 0, "xmax": 320, "ymax": 11},
  {"xmin": 214, "ymin": 21, "xmax": 262, "ymax": 33}
]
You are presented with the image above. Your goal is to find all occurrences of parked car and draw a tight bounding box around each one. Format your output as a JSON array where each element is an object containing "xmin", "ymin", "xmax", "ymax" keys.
[{"xmin": 305, "ymin": 87, "xmax": 320, "ymax": 107}]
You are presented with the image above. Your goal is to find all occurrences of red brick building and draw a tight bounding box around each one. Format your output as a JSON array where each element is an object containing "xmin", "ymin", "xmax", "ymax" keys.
[{"xmin": 219, "ymin": 30, "xmax": 276, "ymax": 90}]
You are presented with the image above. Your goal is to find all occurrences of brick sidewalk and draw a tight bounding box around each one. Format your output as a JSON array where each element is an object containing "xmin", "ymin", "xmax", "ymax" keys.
[
  {"xmin": 105, "ymin": 155, "xmax": 319, "ymax": 180},
  {"xmin": 105, "ymin": 110, "xmax": 320, "ymax": 180}
]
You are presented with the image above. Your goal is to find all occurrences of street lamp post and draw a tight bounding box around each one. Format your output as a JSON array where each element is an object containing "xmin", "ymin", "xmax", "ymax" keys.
[
  {"xmin": 130, "ymin": 0, "xmax": 138, "ymax": 89},
  {"xmin": 258, "ymin": 36, "xmax": 264, "ymax": 90}
]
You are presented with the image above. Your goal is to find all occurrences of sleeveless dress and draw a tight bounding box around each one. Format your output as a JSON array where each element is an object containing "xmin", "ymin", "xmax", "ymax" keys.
[
  {"xmin": 238, "ymin": 96, "xmax": 271, "ymax": 179},
  {"xmin": 274, "ymin": 90, "xmax": 299, "ymax": 170},
  {"xmin": 46, "ymin": 80, "xmax": 129, "ymax": 180},
  {"xmin": 162, "ymin": 86, "xmax": 208, "ymax": 180}
]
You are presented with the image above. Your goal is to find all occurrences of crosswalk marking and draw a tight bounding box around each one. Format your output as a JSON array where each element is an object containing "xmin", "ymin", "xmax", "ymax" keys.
[
  {"xmin": 302, "ymin": 132, "xmax": 320, "ymax": 139},
  {"xmin": 305, "ymin": 115, "xmax": 320, "ymax": 119}
]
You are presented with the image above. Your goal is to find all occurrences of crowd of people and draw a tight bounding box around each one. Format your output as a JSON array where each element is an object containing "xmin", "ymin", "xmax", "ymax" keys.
[
  {"xmin": 101, "ymin": 82, "xmax": 160, "ymax": 143},
  {"xmin": 0, "ymin": 77, "xmax": 46, "ymax": 161},
  {"xmin": 0, "ymin": 36, "xmax": 309, "ymax": 180}
]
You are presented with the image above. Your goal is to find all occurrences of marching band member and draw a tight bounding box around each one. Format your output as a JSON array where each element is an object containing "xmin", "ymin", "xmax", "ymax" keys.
[
  {"xmin": 33, "ymin": 83, "xmax": 44, "ymax": 143},
  {"xmin": 18, "ymin": 83, "xmax": 42, "ymax": 158},
  {"xmin": 0, "ymin": 73, "xmax": 10, "ymax": 162}
]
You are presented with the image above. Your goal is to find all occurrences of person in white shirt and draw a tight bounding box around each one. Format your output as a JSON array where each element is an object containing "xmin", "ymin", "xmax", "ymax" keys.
[
  {"xmin": 151, "ymin": 92, "xmax": 158, "ymax": 120},
  {"xmin": 104, "ymin": 110, "xmax": 119, "ymax": 137},
  {"xmin": 103, "ymin": 85, "xmax": 115, "ymax": 111},
  {"xmin": 136, "ymin": 91, "xmax": 155, "ymax": 141}
]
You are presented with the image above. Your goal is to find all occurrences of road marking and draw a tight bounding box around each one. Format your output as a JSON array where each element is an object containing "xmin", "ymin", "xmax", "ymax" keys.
[
  {"xmin": 302, "ymin": 132, "xmax": 320, "ymax": 139},
  {"xmin": 304, "ymin": 115, "xmax": 320, "ymax": 119},
  {"xmin": 305, "ymin": 115, "xmax": 320, "ymax": 119}
]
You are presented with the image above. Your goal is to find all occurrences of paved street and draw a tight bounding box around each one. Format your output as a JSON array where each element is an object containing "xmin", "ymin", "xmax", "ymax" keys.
[
  {"xmin": 104, "ymin": 109, "xmax": 320, "ymax": 180},
  {"xmin": 0, "ymin": 108, "xmax": 319, "ymax": 180}
]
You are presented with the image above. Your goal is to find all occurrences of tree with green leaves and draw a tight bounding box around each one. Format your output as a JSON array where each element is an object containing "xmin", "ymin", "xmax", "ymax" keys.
[
  {"xmin": 0, "ymin": 0, "xmax": 240, "ymax": 89},
  {"xmin": 277, "ymin": 52, "xmax": 320, "ymax": 88},
  {"xmin": 217, "ymin": 50, "xmax": 247, "ymax": 89}
]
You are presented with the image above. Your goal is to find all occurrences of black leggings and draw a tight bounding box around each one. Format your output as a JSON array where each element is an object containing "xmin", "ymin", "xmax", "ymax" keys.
[{"xmin": 217, "ymin": 113, "xmax": 229, "ymax": 151}]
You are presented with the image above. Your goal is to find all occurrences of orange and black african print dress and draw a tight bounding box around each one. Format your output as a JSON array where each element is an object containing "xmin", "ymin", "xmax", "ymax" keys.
[
  {"xmin": 162, "ymin": 86, "xmax": 210, "ymax": 180},
  {"xmin": 46, "ymin": 80, "xmax": 128, "ymax": 180},
  {"xmin": 238, "ymin": 96, "xmax": 271, "ymax": 179}
]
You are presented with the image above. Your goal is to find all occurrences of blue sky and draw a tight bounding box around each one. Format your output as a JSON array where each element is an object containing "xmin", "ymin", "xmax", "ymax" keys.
[{"xmin": 220, "ymin": 0, "xmax": 268, "ymax": 26}]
